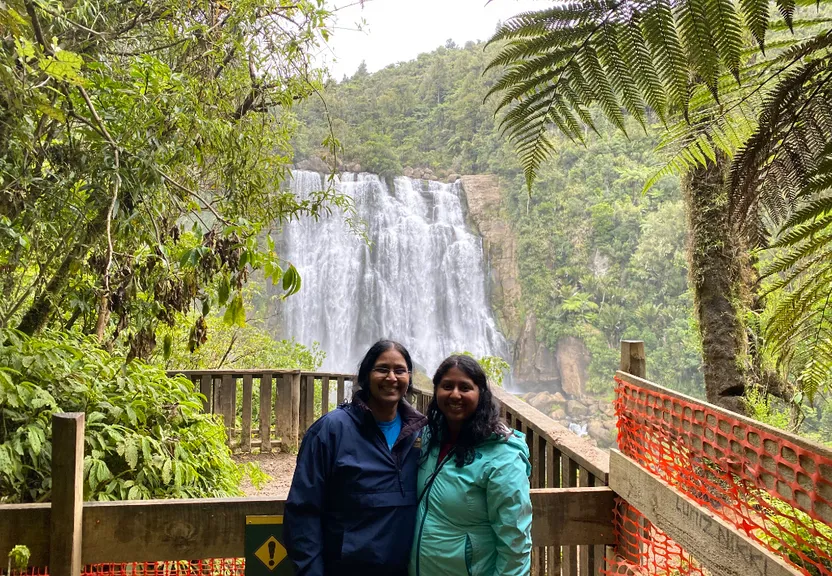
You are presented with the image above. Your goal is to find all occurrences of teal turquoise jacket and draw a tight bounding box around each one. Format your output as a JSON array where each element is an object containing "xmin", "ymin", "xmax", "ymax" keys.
[{"xmin": 408, "ymin": 427, "xmax": 533, "ymax": 576}]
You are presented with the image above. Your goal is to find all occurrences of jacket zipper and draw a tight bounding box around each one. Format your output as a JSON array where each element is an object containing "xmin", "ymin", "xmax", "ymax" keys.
[{"xmin": 415, "ymin": 453, "xmax": 450, "ymax": 576}]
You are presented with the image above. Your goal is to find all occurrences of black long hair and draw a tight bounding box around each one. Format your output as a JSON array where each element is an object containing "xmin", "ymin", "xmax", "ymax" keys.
[
  {"xmin": 424, "ymin": 355, "xmax": 508, "ymax": 467},
  {"xmin": 351, "ymin": 339, "xmax": 414, "ymax": 403}
]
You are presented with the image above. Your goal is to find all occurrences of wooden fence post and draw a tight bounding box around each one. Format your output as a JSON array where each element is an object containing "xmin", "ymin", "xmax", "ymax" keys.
[
  {"xmin": 260, "ymin": 373, "xmax": 272, "ymax": 453},
  {"xmin": 619, "ymin": 340, "xmax": 646, "ymax": 379},
  {"xmin": 618, "ymin": 339, "xmax": 648, "ymax": 569},
  {"xmin": 290, "ymin": 371, "xmax": 301, "ymax": 447},
  {"xmin": 241, "ymin": 374, "xmax": 253, "ymax": 452},
  {"xmin": 50, "ymin": 413, "xmax": 85, "ymax": 576}
]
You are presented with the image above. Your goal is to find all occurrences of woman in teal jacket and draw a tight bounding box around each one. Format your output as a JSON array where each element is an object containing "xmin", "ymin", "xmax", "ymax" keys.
[{"xmin": 409, "ymin": 355, "xmax": 532, "ymax": 576}]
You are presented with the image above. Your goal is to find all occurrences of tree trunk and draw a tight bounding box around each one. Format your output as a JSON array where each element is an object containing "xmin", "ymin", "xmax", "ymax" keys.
[
  {"xmin": 16, "ymin": 205, "xmax": 109, "ymax": 335},
  {"xmin": 683, "ymin": 151, "xmax": 754, "ymax": 413}
]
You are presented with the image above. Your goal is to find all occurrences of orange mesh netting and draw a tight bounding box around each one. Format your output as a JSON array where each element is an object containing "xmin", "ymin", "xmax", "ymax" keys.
[
  {"xmin": 9, "ymin": 560, "xmax": 245, "ymax": 576},
  {"xmin": 606, "ymin": 376, "xmax": 832, "ymax": 576}
]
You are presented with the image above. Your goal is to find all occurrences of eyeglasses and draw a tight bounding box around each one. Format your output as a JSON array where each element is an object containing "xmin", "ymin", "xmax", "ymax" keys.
[{"xmin": 372, "ymin": 367, "xmax": 411, "ymax": 378}]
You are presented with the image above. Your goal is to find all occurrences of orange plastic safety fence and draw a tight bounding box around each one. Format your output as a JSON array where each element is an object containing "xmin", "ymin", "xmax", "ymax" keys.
[
  {"xmin": 7, "ymin": 560, "xmax": 245, "ymax": 576},
  {"xmin": 605, "ymin": 376, "xmax": 832, "ymax": 576},
  {"xmin": 605, "ymin": 498, "xmax": 705, "ymax": 576}
]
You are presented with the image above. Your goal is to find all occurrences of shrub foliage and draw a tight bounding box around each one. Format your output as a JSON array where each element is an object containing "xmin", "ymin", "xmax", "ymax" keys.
[{"xmin": 0, "ymin": 329, "xmax": 244, "ymax": 503}]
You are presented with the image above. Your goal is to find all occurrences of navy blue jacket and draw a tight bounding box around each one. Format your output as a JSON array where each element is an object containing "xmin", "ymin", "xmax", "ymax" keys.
[{"xmin": 284, "ymin": 394, "xmax": 427, "ymax": 576}]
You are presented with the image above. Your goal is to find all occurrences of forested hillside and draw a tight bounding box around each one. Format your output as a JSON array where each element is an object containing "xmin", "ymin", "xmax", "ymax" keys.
[{"xmin": 292, "ymin": 41, "xmax": 704, "ymax": 398}]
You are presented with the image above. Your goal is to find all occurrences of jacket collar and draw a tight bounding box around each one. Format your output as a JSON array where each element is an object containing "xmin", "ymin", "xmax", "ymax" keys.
[{"xmin": 349, "ymin": 389, "xmax": 427, "ymax": 436}]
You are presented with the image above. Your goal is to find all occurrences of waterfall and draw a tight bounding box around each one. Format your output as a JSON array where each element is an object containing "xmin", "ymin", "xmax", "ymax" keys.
[{"xmin": 279, "ymin": 170, "xmax": 508, "ymax": 375}]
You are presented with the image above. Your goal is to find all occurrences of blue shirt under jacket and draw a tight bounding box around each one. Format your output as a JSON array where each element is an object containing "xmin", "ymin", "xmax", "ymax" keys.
[{"xmin": 284, "ymin": 392, "xmax": 427, "ymax": 576}]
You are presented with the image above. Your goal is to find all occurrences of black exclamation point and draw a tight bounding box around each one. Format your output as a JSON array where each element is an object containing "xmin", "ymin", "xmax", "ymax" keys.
[{"xmin": 268, "ymin": 541, "xmax": 276, "ymax": 567}]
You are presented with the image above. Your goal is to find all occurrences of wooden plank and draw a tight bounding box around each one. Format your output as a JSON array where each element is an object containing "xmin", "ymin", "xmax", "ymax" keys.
[
  {"xmin": 530, "ymin": 487, "xmax": 616, "ymax": 546},
  {"xmin": 609, "ymin": 450, "xmax": 801, "ymax": 576},
  {"xmin": 321, "ymin": 376, "xmax": 330, "ymax": 415},
  {"xmin": 212, "ymin": 376, "xmax": 221, "ymax": 416},
  {"xmin": 530, "ymin": 430, "xmax": 540, "ymax": 489},
  {"xmin": 241, "ymin": 374, "xmax": 253, "ymax": 452},
  {"xmin": 0, "ymin": 487, "xmax": 612, "ymax": 564},
  {"xmin": 547, "ymin": 443, "xmax": 562, "ymax": 576},
  {"xmin": 82, "ymin": 497, "xmax": 286, "ymax": 562},
  {"xmin": 275, "ymin": 373, "xmax": 294, "ymax": 452},
  {"xmin": 298, "ymin": 374, "xmax": 315, "ymax": 436},
  {"xmin": 260, "ymin": 373, "xmax": 272, "ymax": 453},
  {"xmin": 50, "ymin": 413, "xmax": 85, "ymax": 576},
  {"xmin": 562, "ymin": 457, "xmax": 579, "ymax": 576},
  {"xmin": 492, "ymin": 385, "xmax": 609, "ymax": 481},
  {"xmin": 0, "ymin": 504, "xmax": 50, "ymax": 566},
  {"xmin": 199, "ymin": 373, "xmax": 212, "ymax": 414},
  {"xmin": 291, "ymin": 372, "xmax": 301, "ymax": 445},
  {"xmin": 221, "ymin": 374, "xmax": 234, "ymax": 443},
  {"xmin": 578, "ymin": 466, "xmax": 601, "ymax": 576},
  {"xmin": 336, "ymin": 376, "xmax": 345, "ymax": 405},
  {"xmin": 619, "ymin": 340, "xmax": 646, "ymax": 378}
]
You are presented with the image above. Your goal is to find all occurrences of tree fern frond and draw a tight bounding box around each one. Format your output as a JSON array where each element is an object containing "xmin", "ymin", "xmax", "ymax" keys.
[
  {"xmin": 640, "ymin": 0, "xmax": 690, "ymax": 114},
  {"xmin": 705, "ymin": 0, "xmax": 744, "ymax": 81},
  {"xmin": 579, "ymin": 46, "xmax": 628, "ymax": 134},
  {"xmin": 676, "ymin": 0, "xmax": 722, "ymax": 98},
  {"xmin": 619, "ymin": 18, "xmax": 668, "ymax": 122},
  {"xmin": 740, "ymin": 0, "xmax": 770, "ymax": 51},
  {"xmin": 775, "ymin": 0, "xmax": 796, "ymax": 32},
  {"xmin": 596, "ymin": 22, "xmax": 647, "ymax": 129}
]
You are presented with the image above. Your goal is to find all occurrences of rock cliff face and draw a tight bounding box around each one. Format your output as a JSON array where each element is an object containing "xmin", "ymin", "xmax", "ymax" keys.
[
  {"xmin": 460, "ymin": 175, "xmax": 592, "ymax": 396},
  {"xmin": 460, "ymin": 175, "xmax": 523, "ymax": 343}
]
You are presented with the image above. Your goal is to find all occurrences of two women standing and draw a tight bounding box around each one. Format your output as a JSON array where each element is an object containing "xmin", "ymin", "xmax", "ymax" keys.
[{"xmin": 284, "ymin": 340, "xmax": 533, "ymax": 576}]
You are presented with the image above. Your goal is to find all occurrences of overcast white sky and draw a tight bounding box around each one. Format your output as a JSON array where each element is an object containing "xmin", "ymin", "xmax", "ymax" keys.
[{"xmin": 320, "ymin": 0, "xmax": 546, "ymax": 78}]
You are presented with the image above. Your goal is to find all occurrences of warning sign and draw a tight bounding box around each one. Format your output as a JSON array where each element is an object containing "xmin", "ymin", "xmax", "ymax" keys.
[{"xmin": 245, "ymin": 516, "xmax": 294, "ymax": 576}]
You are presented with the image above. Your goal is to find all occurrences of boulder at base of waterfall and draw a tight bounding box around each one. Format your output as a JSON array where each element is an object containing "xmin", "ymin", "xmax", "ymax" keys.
[
  {"xmin": 529, "ymin": 391, "xmax": 558, "ymax": 414},
  {"xmin": 587, "ymin": 420, "xmax": 607, "ymax": 443},
  {"xmin": 553, "ymin": 392, "xmax": 567, "ymax": 403},
  {"xmin": 566, "ymin": 400, "xmax": 589, "ymax": 418},
  {"xmin": 550, "ymin": 408, "xmax": 567, "ymax": 421}
]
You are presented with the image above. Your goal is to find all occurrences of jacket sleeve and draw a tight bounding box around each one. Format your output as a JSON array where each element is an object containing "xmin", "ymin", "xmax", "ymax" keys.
[
  {"xmin": 284, "ymin": 424, "xmax": 331, "ymax": 576},
  {"xmin": 485, "ymin": 442, "xmax": 533, "ymax": 576}
]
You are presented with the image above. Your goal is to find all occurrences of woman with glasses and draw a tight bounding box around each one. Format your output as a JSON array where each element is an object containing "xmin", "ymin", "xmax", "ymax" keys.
[
  {"xmin": 285, "ymin": 339, "xmax": 427, "ymax": 576},
  {"xmin": 409, "ymin": 355, "xmax": 532, "ymax": 576}
]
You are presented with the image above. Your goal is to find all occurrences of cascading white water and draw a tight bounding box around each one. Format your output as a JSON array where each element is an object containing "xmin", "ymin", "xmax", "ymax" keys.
[{"xmin": 280, "ymin": 170, "xmax": 508, "ymax": 375}]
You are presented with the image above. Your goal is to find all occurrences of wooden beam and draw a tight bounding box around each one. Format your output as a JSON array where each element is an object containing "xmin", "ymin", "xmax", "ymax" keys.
[
  {"xmin": 0, "ymin": 504, "xmax": 50, "ymax": 566},
  {"xmin": 50, "ymin": 413, "xmax": 85, "ymax": 576},
  {"xmin": 0, "ymin": 487, "xmax": 613, "ymax": 564},
  {"xmin": 609, "ymin": 450, "xmax": 801, "ymax": 576},
  {"xmin": 619, "ymin": 340, "xmax": 646, "ymax": 379},
  {"xmin": 80, "ymin": 497, "xmax": 286, "ymax": 563},
  {"xmin": 531, "ymin": 487, "xmax": 615, "ymax": 546}
]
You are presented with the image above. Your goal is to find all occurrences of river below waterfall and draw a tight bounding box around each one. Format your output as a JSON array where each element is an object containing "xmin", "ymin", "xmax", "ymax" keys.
[{"xmin": 278, "ymin": 171, "xmax": 508, "ymax": 375}]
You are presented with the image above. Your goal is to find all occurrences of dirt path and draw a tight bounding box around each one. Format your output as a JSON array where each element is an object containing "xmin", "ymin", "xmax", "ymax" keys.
[{"xmin": 234, "ymin": 450, "xmax": 297, "ymax": 498}]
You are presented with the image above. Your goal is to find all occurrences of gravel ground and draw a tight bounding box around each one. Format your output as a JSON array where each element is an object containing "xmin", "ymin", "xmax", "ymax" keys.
[{"xmin": 234, "ymin": 449, "xmax": 297, "ymax": 497}]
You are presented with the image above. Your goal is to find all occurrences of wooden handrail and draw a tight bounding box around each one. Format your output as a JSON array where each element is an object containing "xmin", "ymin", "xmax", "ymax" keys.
[{"xmin": 0, "ymin": 488, "xmax": 615, "ymax": 566}]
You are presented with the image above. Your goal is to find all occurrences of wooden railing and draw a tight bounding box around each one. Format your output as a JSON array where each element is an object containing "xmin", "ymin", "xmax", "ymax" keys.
[
  {"xmin": 166, "ymin": 369, "xmax": 357, "ymax": 451},
  {"xmin": 170, "ymin": 365, "xmax": 615, "ymax": 576},
  {"xmin": 0, "ymin": 411, "xmax": 615, "ymax": 570}
]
